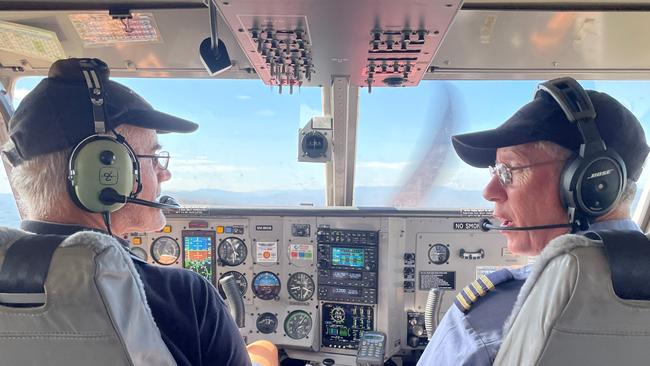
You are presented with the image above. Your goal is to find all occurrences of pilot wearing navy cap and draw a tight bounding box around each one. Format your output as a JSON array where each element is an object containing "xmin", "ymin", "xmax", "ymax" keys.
[
  {"xmin": 3, "ymin": 58, "xmax": 251, "ymax": 366},
  {"xmin": 417, "ymin": 78, "xmax": 649, "ymax": 365}
]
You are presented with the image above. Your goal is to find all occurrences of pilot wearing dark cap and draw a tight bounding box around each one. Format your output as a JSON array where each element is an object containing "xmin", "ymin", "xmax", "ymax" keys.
[
  {"xmin": 417, "ymin": 78, "xmax": 649, "ymax": 365},
  {"xmin": 3, "ymin": 58, "xmax": 251, "ymax": 366}
]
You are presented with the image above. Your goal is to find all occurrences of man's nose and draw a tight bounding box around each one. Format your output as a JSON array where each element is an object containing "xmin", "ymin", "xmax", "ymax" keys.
[
  {"xmin": 157, "ymin": 167, "xmax": 172, "ymax": 182},
  {"xmin": 483, "ymin": 174, "xmax": 506, "ymax": 202}
]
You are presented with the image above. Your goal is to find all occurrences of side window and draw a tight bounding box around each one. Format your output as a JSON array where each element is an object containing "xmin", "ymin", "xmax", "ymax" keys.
[
  {"xmin": 0, "ymin": 165, "xmax": 20, "ymax": 228},
  {"xmin": 0, "ymin": 77, "xmax": 38, "ymax": 227},
  {"xmin": 0, "ymin": 89, "xmax": 19, "ymax": 226}
]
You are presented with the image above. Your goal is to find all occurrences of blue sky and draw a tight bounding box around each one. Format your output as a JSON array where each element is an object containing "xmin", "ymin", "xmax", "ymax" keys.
[{"xmin": 9, "ymin": 77, "xmax": 650, "ymax": 209}]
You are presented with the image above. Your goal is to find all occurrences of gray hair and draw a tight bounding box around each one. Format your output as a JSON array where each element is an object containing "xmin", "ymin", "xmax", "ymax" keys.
[
  {"xmin": 8, "ymin": 125, "xmax": 148, "ymax": 218},
  {"xmin": 534, "ymin": 140, "xmax": 637, "ymax": 206}
]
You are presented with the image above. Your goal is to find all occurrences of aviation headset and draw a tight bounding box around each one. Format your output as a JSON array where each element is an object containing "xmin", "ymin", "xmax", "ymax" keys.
[
  {"xmin": 67, "ymin": 59, "xmax": 142, "ymax": 214},
  {"xmin": 536, "ymin": 77, "xmax": 626, "ymax": 228}
]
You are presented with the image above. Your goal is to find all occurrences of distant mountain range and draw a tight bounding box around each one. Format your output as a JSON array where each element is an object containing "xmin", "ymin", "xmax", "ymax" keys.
[
  {"xmin": 0, "ymin": 185, "xmax": 643, "ymax": 228},
  {"xmin": 164, "ymin": 186, "xmax": 491, "ymax": 209}
]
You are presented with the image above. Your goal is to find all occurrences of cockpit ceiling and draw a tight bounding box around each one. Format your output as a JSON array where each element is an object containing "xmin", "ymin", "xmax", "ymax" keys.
[{"xmin": 2, "ymin": 1, "xmax": 650, "ymax": 82}]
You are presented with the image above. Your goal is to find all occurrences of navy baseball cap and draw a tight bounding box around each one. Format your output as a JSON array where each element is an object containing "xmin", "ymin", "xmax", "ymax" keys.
[
  {"xmin": 4, "ymin": 58, "xmax": 198, "ymax": 166},
  {"xmin": 452, "ymin": 86, "xmax": 650, "ymax": 181}
]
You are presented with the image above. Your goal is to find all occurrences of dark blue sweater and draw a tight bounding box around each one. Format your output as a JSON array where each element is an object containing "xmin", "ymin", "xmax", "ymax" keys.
[{"xmin": 21, "ymin": 220, "xmax": 251, "ymax": 366}]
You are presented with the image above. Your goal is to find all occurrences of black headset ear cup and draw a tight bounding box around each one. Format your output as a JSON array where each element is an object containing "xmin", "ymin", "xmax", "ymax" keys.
[
  {"xmin": 539, "ymin": 77, "xmax": 628, "ymax": 223},
  {"xmin": 561, "ymin": 151, "xmax": 626, "ymax": 218},
  {"xmin": 68, "ymin": 135, "xmax": 140, "ymax": 213}
]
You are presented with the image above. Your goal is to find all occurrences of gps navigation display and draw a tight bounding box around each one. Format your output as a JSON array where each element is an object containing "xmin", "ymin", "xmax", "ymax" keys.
[{"xmin": 331, "ymin": 247, "xmax": 365, "ymax": 268}]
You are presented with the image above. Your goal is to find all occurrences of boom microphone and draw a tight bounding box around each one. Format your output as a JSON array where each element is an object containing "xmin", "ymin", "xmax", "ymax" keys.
[
  {"xmin": 479, "ymin": 218, "xmax": 574, "ymax": 232},
  {"xmin": 100, "ymin": 188, "xmax": 181, "ymax": 210}
]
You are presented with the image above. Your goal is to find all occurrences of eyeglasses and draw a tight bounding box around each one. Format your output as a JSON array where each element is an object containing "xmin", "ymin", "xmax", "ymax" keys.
[
  {"xmin": 489, "ymin": 159, "xmax": 566, "ymax": 186},
  {"xmin": 136, "ymin": 151, "xmax": 170, "ymax": 170}
]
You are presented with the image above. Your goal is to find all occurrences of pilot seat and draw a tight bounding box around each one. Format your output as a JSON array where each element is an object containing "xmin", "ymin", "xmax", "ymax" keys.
[
  {"xmin": 494, "ymin": 230, "xmax": 650, "ymax": 365},
  {"xmin": 0, "ymin": 227, "xmax": 176, "ymax": 365}
]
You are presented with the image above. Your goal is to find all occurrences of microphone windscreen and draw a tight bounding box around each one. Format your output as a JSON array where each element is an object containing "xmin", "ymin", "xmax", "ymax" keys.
[
  {"xmin": 479, "ymin": 218, "xmax": 492, "ymax": 232},
  {"xmin": 158, "ymin": 195, "xmax": 181, "ymax": 208}
]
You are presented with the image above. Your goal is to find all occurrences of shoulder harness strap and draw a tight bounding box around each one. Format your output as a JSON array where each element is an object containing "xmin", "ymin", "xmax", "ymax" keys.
[
  {"xmin": 0, "ymin": 233, "xmax": 67, "ymax": 306},
  {"xmin": 454, "ymin": 268, "xmax": 515, "ymax": 314},
  {"xmin": 585, "ymin": 229, "xmax": 650, "ymax": 300}
]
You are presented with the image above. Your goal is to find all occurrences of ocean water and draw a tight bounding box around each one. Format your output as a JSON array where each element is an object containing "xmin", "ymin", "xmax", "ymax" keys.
[{"xmin": 0, "ymin": 193, "xmax": 20, "ymax": 228}]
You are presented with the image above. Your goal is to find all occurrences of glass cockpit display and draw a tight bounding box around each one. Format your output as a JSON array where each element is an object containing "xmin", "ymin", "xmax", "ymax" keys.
[
  {"xmin": 182, "ymin": 232, "xmax": 214, "ymax": 283},
  {"xmin": 318, "ymin": 228, "xmax": 379, "ymax": 303},
  {"xmin": 151, "ymin": 236, "xmax": 181, "ymax": 265},
  {"xmin": 322, "ymin": 303, "xmax": 374, "ymax": 349},
  {"xmin": 331, "ymin": 247, "xmax": 365, "ymax": 268}
]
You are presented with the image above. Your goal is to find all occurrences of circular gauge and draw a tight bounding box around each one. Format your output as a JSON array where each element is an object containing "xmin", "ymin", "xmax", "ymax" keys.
[
  {"xmin": 130, "ymin": 246, "xmax": 148, "ymax": 261},
  {"xmin": 330, "ymin": 306, "xmax": 346, "ymax": 324},
  {"xmin": 428, "ymin": 243, "xmax": 450, "ymax": 265},
  {"xmin": 218, "ymin": 237, "xmax": 247, "ymax": 266},
  {"xmin": 287, "ymin": 272, "xmax": 315, "ymax": 302},
  {"xmin": 284, "ymin": 310, "xmax": 312, "ymax": 340},
  {"xmin": 218, "ymin": 271, "xmax": 248, "ymax": 299},
  {"xmin": 302, "ymin": 131, "xmax": 328, "ymax": 158},
  {"xmin": 256, "ymin": 313, "xmax": 278, "ymax": 334},
  {"xmin": 150, "ymin": 236, "xmax": 180, "ymax": 265},
  {"xmin": 252, "ymin": 272, "xmax": 281, "ymax": 300}
]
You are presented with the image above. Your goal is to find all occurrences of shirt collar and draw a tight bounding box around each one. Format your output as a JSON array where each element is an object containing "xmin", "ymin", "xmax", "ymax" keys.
[{"xmin": 581, "ymin": 218, "xmax": 641, "ymax": 234}]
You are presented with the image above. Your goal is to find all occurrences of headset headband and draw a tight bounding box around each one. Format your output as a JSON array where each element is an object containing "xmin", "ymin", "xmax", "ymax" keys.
[
  {"xmin": 536, "ymin": 78, "xmax": 606, "ymax": 157},
  {"xmin": 79, "ymin": 60, "xmax": 107, "ymax": 135}
]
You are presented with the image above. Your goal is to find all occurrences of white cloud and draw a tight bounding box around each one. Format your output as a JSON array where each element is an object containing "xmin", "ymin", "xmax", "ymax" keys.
[{"xmin": 236, "ymin": 95, "xmax": 252, "ymax": 100}]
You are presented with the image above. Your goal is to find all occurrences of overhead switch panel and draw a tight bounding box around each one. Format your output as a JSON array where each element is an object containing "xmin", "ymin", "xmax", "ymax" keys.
[{"xmin": 216, "ymin": 0, "xmax": 461, "ymax": 88}]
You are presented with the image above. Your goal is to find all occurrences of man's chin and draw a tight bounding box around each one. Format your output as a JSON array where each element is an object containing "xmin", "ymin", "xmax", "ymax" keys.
[
  {"xmin": 505, "ymin": 233, "xmax": 532, "ymax": 256},
  {"xmin": 134, "ymin": 209, "xmax": 166, "ymax": 234}
]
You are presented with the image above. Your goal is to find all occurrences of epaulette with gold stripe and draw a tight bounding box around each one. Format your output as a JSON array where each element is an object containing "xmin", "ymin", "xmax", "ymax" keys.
[{"xmin": 454, "ymin": 269, "xmax": 514, "ymax": 314}]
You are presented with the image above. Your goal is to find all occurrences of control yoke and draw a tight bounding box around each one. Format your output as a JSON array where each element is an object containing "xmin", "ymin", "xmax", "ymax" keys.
[{"xmin": 219, "ymin": 275, "xmax": 245, "ymax": 328}]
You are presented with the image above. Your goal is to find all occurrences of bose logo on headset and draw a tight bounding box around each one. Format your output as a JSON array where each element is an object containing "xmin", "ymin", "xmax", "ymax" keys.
[{"xmin": 587, "ymin": 169, "xmax": 614, "ymax": 180}]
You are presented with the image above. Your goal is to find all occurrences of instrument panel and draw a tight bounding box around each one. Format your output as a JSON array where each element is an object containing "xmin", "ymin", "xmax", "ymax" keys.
[{"xmin": 126, "ymin": 208, "xmax": 526, "ymax": 365}]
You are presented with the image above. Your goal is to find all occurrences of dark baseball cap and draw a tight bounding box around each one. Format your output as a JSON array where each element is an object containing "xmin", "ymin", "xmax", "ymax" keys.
[
  {"xmin": 452, "ymin": 86, "xmax": 650, "ymax": 181},
  {"xmin": 4, "ymin": 58, "xmax": 198, "ymax": 166}
]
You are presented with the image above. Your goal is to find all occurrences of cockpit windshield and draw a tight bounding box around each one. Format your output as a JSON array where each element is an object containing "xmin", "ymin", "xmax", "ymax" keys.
[
  {"xmin": 357, "ymin": 80, "xmax": 650, "ymax": 209},
  {"xmin": 7, "ymin": 77, "xmax": 650, "ymax": 218}
]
